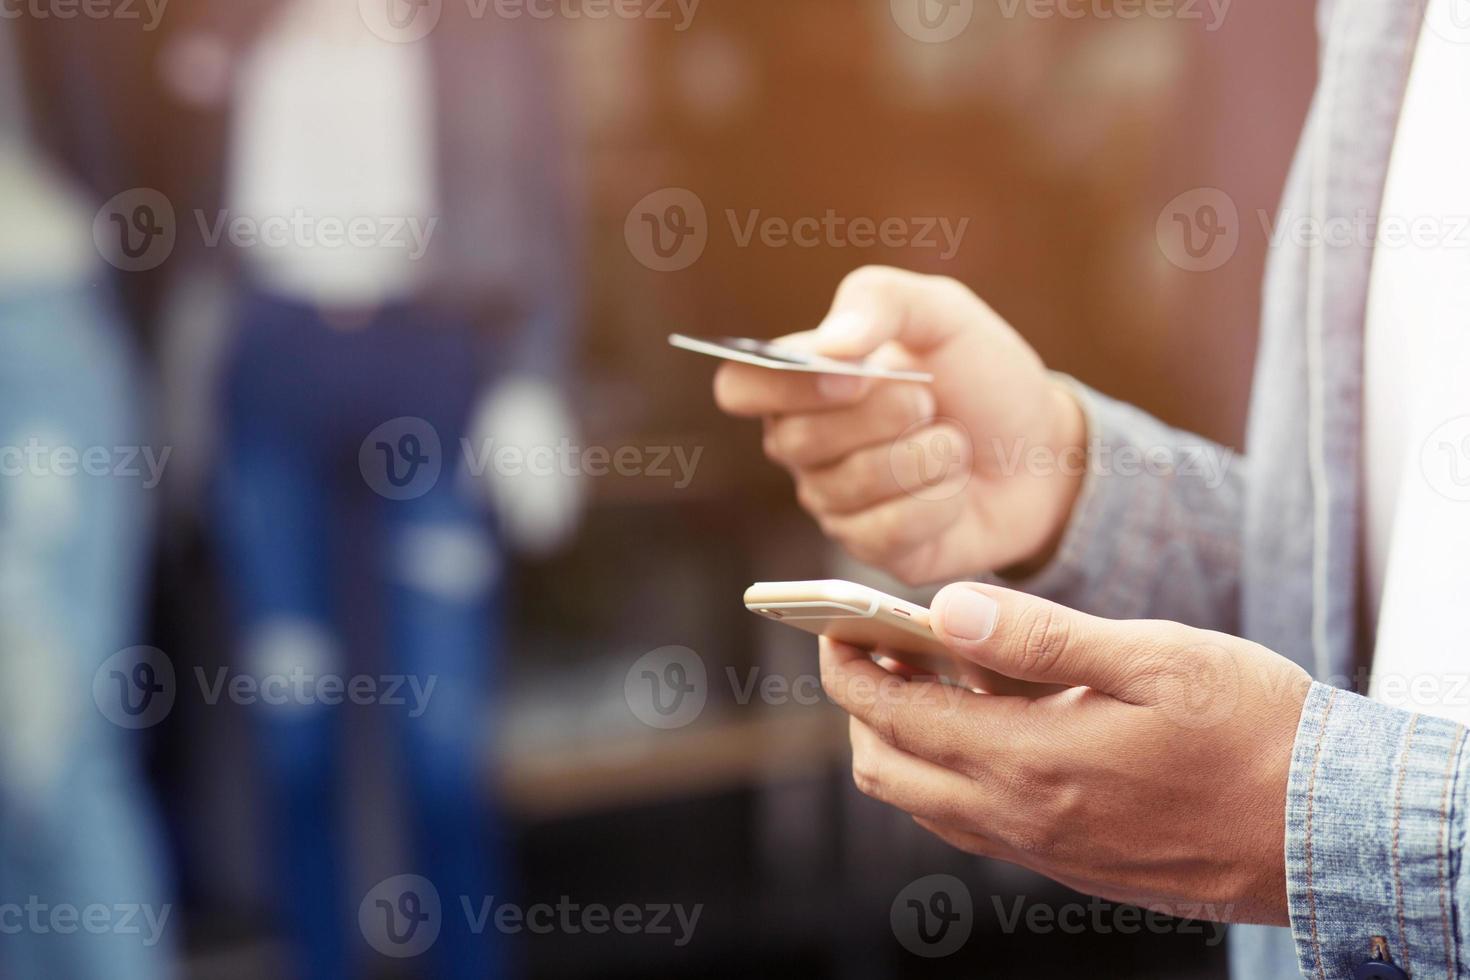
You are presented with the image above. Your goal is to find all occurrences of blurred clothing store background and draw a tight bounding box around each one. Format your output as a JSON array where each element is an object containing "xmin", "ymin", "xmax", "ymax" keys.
[{"xmin": 0, "ymin": 1, "xmax": 1313, "ymax": 977}]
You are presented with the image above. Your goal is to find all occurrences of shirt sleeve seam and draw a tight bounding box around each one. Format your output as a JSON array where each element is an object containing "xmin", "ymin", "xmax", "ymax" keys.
[
  {"xmin": 1392, "ymin": 713, "xmax": 1422, "ymax": 973},
  {"xmin": 1305, "ymin": 686, "xmax": 1339, "ymax": 980},
  {"xmin": 1437, "ymin": 725, "xmax": 1466, "ymax": 979}
]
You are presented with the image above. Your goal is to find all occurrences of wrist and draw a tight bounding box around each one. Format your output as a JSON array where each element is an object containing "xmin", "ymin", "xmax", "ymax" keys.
[{"xmin": 1009, "ymin": 379, "xmax": 1086, "ymax": 575}]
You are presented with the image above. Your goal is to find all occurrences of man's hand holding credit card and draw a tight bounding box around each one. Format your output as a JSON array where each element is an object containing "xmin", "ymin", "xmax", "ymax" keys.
[{"xmin": 694, "ymin": 267, "xmax": 1086, "ymax": 588}]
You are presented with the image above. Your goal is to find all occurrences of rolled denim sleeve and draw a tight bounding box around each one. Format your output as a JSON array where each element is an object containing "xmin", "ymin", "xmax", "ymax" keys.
[
  {"xmin": 1286, "ymin": 682, "xmax": 1470, "ymax": 979},
  {"xmin": 990, "ymin": 379, "xmax": 1246, "ymax": 634}
]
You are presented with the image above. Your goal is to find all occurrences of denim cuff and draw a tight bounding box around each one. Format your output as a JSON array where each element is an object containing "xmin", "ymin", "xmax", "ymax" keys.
[
  {"xmin": 988, "ymin": 377, "xmax": 1244, "ymax": 632},
  {"xmin": 1286, "ymin": 682, "xmax": 1469, "ymax": 979}
]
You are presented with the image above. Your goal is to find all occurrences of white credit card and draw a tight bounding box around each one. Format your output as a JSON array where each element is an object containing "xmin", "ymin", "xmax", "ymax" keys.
[{"xmin": 668, "ymin": 334, "xmax": 934, "ymax": 383}]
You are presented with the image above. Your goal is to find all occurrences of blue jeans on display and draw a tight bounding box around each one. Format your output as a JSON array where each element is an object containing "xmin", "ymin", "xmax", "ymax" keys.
[
  {"xmin": 0, "ymin": 285, "xmax": 176, "ymax": 980},
  {"xmin": 213, "ymin": 289, "xmax": 508, "ymax": 980}
]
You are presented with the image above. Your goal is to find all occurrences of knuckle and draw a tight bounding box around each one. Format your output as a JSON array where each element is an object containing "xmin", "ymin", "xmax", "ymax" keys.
[
  {"xmin": 843, "ymin": 541, "xmax": 883, "ymax": 569},
  {"xmin": 888, "ymin": 541, "xmax": 943, "ymax": 588},
  {"xmin": 866, "ymin": 509, "xmax": 908, "ymax": 558},
  {"xmin": 761, "ymin": 431, "xmax": 784, "ymax": 464},
  {"xmin": 795, "ymin": 478, "xmax": 831, "ymax": 518},
  {"xmin": 838, "ymin": 264, "xmax": 899, "ymax": 298},
  {"xmin": 993, "ymin": 756, "xmax": 1043, "ymax": 801},
  {"xmin": 831, "ymin": 513, "xmax": 902, "ymax": 566},
  {"xmin": 866, "ymin": 696, "xmax": 902, "ymax": 750},
  {"xmin": 935, "ymin": 711, "xmax": 998, "ymax": 774},
  {"xmin": 873, "ymin": 377, "xmax": 918, "ymax": 415},
  {"xmin": 1007, "ymin": 822, "xmax": 1064, "ymax": 862},
  {"xmin": 1015, "ymin": 606, "xmax": 1072, "ymax": 678},
  {"xmin": 1026, "ymin": 789, "xmax": 1082, "ymax": 861},
  {"xmin": 1126, "ymin": 623, "xmax": 1205, "ymax": 684},
  {"xmin": 1146, "ymin": 619, "xmax": 1197, "ymax": 652},
  {"xmin": 825, "ymin": 458, "xmax": 876, "ymax": 512},
  {"xmin": 934, "ymin": 421, "xmax": 975, "ymax": 466},
  {"xmin": 770, "ymin": 420, "xmax": 816, "ymax": 466},
  {"xmin": 712, "ymin": 368, "xmax": 745, "ymax": 414},
  {"xmin": 1127, "ymin": 634, "xmax": 1184, "ymax": 683},
  {"xmin": 889, "ymin": 559, "xmax": 928, "ymax": 590},
  {"xmin": 852, "ymin": 762, "xmax": 883, "ymax": 801},
  {"xmin": 904, "ymin": 385, "xmax": 939, "ymax": 425},
  {"xmin": 922, "ymin": 738, "xmax": 970, "ymax": 778},
  {"xmin": 993, "ymin": 766, "xmax": 1070, "ymax": 859},
  {"xmin": 850, "ymin": 749, "xmax": 884, "ymax": 800},
  {"xmin": 927, "ymin": 274, "xmax": 965, "ymax": 296},
  {"xmin": 932, "ymin": 273, "xmax": 982, "ymax": 308}
]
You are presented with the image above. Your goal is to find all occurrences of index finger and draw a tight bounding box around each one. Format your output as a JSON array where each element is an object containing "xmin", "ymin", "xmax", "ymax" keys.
[
  {"xmin": 712, "ymin": 356, "xmax": 873, "ymax": 417},
  {"xmin": 818, "ymin": 636, "xmax": 1031, "ymax": 778}
]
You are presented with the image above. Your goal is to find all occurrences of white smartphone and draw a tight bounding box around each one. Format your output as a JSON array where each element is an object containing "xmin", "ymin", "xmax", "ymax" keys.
[
  {"xmin": 745, "ymin": 579, "xmax": 983, "ymax": 688},
  {"xmin": 669, "ymin": 334, "xmax": 934, "ymax": 384}
]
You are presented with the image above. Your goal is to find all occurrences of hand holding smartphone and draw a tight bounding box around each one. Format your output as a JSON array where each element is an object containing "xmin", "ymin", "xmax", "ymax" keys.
[{"xmin": 745, "ymin": 580, "xmax": 987, "ymax": 689}]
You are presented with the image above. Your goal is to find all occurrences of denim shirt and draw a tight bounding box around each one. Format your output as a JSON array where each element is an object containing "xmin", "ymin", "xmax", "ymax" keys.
[{"xmin": 1008, "ymin": 0, "xmax": 1467, "ymax": 976}]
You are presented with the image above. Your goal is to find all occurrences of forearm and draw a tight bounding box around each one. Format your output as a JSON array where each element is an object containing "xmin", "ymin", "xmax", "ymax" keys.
[{"xmin": 990, "ymin": 379, "xmax": 1246, "ymax": 633}]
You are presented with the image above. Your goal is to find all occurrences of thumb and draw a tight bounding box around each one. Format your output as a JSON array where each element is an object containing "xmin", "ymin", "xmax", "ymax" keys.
[
  {"xmin": 808, "ymin": 267, "xmax": 1047, "ymax": 440},
  {"xmin": 812, "ymin": 267, "xmax": 986, "ymax": 360},
  {"xmin": 929, "ymin": 582, "xmax": 1158, "ymax": 701}
]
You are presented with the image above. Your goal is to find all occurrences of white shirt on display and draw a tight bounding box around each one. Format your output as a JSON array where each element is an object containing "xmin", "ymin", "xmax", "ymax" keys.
[
  {"xmin": 226, "ymin": 0, "xmax": 440, "ymax": 310},
  {"xmin": 1363, "ymin": 1, "xmax": 1470, "ymax": 724}
]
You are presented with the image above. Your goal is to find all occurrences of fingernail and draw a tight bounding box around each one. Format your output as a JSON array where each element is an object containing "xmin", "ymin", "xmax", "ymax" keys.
[
  {"xmin": 817, "ymin": 311, "xmax": 871, "ymax": 348},
  {"xmin": 817, "ymin": 373, "xmax": 866, "ymax": 400},
  {"xmin": 935, "ymin": 587, "xmax": 998, "ymax": 642}
]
